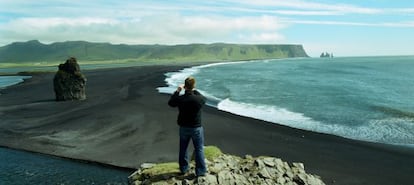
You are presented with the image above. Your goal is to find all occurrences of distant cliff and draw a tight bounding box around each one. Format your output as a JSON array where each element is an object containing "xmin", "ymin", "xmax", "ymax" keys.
[{"xmin": 0, "ymin": 40, "xmax": 308, "ymax": 63}]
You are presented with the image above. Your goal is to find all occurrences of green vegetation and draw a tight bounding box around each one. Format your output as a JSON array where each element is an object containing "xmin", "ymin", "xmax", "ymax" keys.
[
  {"xmin": 204, "ymin": 145, "xmax": 223, "ymax": 161},
  {"xmin": 141, "ymin": 162, "xmax": 180, "ymax": 176},
  {"xmin": 0, "ymin": 40, "xmax": 308, "ymax": 64},
  {"xmin": 137, "ymin": 145, "xmax": 223, "ymax": 180}
]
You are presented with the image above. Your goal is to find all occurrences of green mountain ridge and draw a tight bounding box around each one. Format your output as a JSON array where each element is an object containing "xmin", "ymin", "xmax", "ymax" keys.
[{"xmin": 0, "ymin": 40, "xmax": 308, "ymax": 63}]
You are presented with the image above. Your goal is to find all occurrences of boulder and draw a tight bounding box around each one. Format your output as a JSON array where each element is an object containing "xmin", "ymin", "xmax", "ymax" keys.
[{"xmin": 53, "ymin": 57, "xmax": 86, "ymax": 101}]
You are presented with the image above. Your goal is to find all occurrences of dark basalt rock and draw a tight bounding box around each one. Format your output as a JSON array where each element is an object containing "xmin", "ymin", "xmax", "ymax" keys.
[{"xmin": 53, "ymin": 57, "xmax": 86, "ymax": 101}]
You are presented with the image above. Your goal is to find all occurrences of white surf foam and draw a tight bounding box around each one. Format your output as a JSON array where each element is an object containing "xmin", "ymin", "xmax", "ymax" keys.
[
  {"xmin": 157, "ymin": 60, "xmax": 255, "ymax": 94},
  {"xmin": 217, "ymin": 98, "xmax": 325, "ymax": 131},
  {"xmin": 362, "ymin": 118, "xmax": 414, "ymax": 146},
  {"xmin": 157, "ymin": 59, "xmax": 414, "ymax": 147},
  {"xmin": 217, "ymin": 98, "xmax": 414, "ymax": 146},
  {"xmin": 157, "ymin": 68, "xmax": 198, "ymax": 94}
]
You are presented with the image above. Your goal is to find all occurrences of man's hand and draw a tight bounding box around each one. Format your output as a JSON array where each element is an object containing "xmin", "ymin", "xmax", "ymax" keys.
[{"xmin": 176, "ymin": 84, "xmax": 184, "ymax": 93}]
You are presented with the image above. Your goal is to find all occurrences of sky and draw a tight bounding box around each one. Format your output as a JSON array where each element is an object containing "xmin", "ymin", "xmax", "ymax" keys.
[{"xmin": 0, "ymin": 0, "xmax": 413, "ymax": 57}]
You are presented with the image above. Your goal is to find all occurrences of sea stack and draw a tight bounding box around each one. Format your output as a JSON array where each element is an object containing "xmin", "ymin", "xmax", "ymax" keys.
[{"xmin": 53, "ymin": 57, "xmax": 86, "ymax": 101}]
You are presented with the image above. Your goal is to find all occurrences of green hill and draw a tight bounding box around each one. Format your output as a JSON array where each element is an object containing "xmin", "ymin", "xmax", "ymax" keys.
[{"xmin": 0, "ymin": 40, "xmax": 308, "ymax": 63}]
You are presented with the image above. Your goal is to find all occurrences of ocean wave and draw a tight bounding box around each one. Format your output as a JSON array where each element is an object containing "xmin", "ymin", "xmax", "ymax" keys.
[
  {"xmin": 217, "ymin": 98, "xmax": 331, "ymax": 133},
  {"xmin": 217, "ymin": 98, "xmax": 414, "ymax": 146},
  {"xmin": 158, "ymin": 59, "xmax": 276, "ymax": 93},
  {"xmin": 363, "ymin": 118, "xmax": 414, "ymax": 145},
  {"xmin": 371, "ymin": 105, "xmax": 414, "ymax": 119},
  {"xmin": 164, "ymin": 68, "xmax": 199, "ymax": 87},
  {"xmin": 157, "ymin": 59, "xmax": 414, "ymax": 147},
  {"xmin": 157, "ymin": 61, "xmax": 249, "ymax": 94},
  {"xmin": 157, "ymin": 87, "xmax": 223, "ymax": 108}
]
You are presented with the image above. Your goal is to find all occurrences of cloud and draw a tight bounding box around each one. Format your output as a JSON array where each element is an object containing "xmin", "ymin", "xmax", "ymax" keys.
[
  {"xmin": 286, "ymin": 19, "xmax": 414, "ymax": 28},
  {"xmin": 0, "ymin": 1, "xmax": 385, "ymax": 23},
  {"xmin": 391, "ymin": 8, "xmax": 414, "ymax": 14},
  {"xmin": 223, "ymin": 0, "xmax": 382, "ymax": 15},
  {"xmin": 274, "ymin": 10, "xmax": 342, "ymax": 16},
  {"xmin": 0, "ymin": 0, "xmax": 413, "ymax": 48},
  {"xmin": 0, "ymin": 14, "xmax": 287, "ymax": 45}
]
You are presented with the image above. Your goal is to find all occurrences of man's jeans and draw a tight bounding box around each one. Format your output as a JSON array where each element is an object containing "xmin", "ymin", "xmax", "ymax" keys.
[{"xmin": 179, "ymin": 126, "xmax": 206, "ymax": 176}]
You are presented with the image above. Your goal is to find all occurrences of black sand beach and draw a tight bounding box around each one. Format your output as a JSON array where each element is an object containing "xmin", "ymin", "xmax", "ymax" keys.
[{"xmin": 1, "ymin": 64, "xmax": 413, "ymax": 185}]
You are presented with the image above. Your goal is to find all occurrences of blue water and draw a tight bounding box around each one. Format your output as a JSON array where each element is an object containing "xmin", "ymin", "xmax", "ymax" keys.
[
  {"xmin": 0, "ymin": 76, "xmax": 31, "ymax": 89},
  {"xmin": 0, "ymin": 147, "xmax": 131, "ymax": 185},
  {"xmin": 158, "ymin": 56, "xmax": 414, "ymax": 147}
]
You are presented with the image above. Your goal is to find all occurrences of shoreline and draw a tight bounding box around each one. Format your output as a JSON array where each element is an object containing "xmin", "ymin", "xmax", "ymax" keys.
[
  {"xmin": 0, "ymin": 145, "xmax": 135, "ymax": 172},
  {"xmin": 157, "ymin": 60, "xmax": 414, "ymax": 149},
  {"xmin": 0, "ymin": 64, "xmax": 413, "ymax": 185}
]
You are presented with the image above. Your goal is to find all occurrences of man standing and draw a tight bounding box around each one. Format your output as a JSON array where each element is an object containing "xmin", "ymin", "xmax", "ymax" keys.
[{"xmin": 168, "ymin": 76, "xmax": 207, "ymax": 176}]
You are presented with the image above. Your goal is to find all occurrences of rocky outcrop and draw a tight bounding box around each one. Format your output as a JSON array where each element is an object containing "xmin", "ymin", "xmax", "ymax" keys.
[
  {"xmin": 53, "ymin": 57, "xmax": 86, "ymax": 101},
  {"xmin": 129, "ymin": 153, "xmax": 325, "ymax": 185},
  {"xmin": 320, "ymin": 52, "xmax": 333, "ymax": 58}
]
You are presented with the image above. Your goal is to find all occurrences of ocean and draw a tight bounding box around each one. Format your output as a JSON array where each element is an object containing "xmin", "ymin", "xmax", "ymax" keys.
[
  {"xmin": 0, "ymin": 76, "xmax": 31, "ymax": 90},
  {"xmin": 0, "ymin": 147, "xmax": 131, "ymax": 185},
  {"xmin": 158, "ymin": 56, "xmax": 414, "ymax": 147}
]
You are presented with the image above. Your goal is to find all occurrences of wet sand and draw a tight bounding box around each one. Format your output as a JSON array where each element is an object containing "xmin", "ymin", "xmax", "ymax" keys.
[{"xmin": 0, "ymin": 64, "xmax": 413, "ymax": 185}]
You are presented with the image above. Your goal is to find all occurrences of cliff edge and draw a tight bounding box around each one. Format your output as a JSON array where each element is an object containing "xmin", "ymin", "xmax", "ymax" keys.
[{"xmin": 129, "ymin": 146, "xmax": 325, "ymax": 185}]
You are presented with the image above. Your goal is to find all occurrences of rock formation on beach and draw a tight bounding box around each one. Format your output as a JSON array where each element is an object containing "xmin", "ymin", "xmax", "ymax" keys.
[
  {"xmin": 129, "ymin": 146, "xmax": 325, "ymax": 185},
  {"xmin": 53, "ymin": 57, "xmax": 86, "ymax": 101}
]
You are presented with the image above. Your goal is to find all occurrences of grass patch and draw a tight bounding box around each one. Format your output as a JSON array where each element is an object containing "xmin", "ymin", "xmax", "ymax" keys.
[
  {"xmin": 136, "ymin": 145, "xmax": 223, "ymax": 181},
  {"xmin": 204, "ymin": 145, "xmax": 223, "ymax": 161},
  {"xmin": 142, "ymin": 146, "xmax": 223, "ymax": 175},
  {"xmin": 131, "ymin": 146, "xmax": 224, "ymax": 182},
  {"xmin": 141, "ymin": 162, "xmax": 180, "ymax": 176}
]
